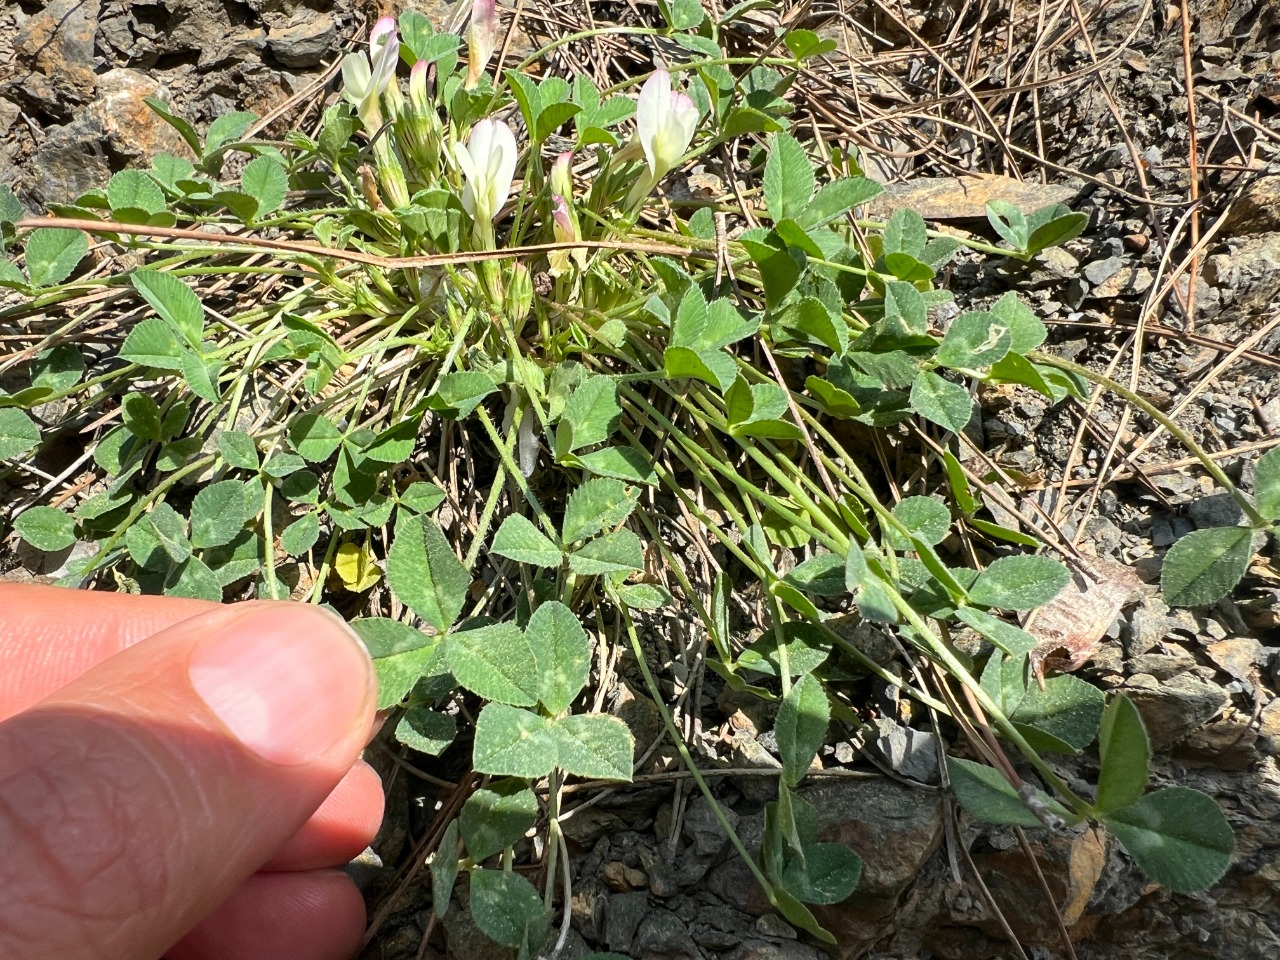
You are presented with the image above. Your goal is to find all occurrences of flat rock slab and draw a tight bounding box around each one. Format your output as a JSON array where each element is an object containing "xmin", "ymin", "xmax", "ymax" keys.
[
  {"xmin": 867, "ymin": 173, "xmax": 1081, "ymax": 221},
  {"xmin": 1222, "ymin": 172, "xmax": 1280, "ymax": 237}
]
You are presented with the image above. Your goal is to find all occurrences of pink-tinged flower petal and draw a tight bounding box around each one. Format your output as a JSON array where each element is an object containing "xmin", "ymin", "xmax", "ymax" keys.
[
  {"xmin": 551, "ymin": 195, "xmax": 574, "ymax": 238},
  {"xmin": 370, "ymin": 17, "xmax": 397, "ymax": 49},
  {"xmin": 368, "ymin": 19, "xmax": 400, "ymax": 97},
  {"xmin": 670, "ymin": 92, "xmax": 698, "ymax": 151},
  {"xmin": 466, "ymin": 0, "xmax": 499, "ymax": 89},
  {"xmin": 409, "ymin": 60, "xmax": 430, "ymax": 112}
]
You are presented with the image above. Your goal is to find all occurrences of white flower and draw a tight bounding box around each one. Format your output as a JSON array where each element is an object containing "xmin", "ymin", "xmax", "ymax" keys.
[
  {"xmin": 341, "ymin": 17, "xmax": 400, "ymax": 130},
  {"xmin": 341, "ymin": 54, "xmax": 372, "ymax": 106},
  {"xmin": 635, "ymin": 69, "xmax": 698, "ymax": 183},
  {"xmin": 456, "ymin": 118, "xmax": 518, "ymax": 225}
]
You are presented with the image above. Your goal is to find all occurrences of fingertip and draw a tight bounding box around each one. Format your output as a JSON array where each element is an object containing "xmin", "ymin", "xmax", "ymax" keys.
[
  {"xmin": 187, "ymin": 602, "xmax": 376, "ymax": 768},
  {"xmin": 167, "ymin": 870, "xmax": 366, "ymax": 960},
  {"xmin": 263, "ymin": 760, "xmax": 385, "ymax": 872}
]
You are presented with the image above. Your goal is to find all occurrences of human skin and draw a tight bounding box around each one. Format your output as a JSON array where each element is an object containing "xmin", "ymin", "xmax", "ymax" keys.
[{"xmin": 0, "ymin": 583, "xmax": 385, "ymax": 960}]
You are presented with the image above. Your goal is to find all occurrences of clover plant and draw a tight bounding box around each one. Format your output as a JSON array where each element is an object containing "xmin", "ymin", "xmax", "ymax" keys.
[{"xmin": 0, "ymin": 2, "xmax": 1258, "ymax": 950}]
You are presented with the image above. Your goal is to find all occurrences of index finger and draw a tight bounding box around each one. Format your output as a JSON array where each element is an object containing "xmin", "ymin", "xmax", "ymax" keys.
[{"xmin": 0, "ymin": 583, "xmax": 218, "ymax": 721}]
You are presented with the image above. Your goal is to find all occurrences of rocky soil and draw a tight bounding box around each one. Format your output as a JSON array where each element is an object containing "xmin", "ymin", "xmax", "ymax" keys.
[{"xmin": 2, "ymin": 1, "xmax": 1279, "ymax": 959}]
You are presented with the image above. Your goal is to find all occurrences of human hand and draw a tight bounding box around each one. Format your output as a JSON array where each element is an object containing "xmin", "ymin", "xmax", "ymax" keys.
[{"xmin": 0, "ymin": 584, "xmax": 383, "ymax": 960}]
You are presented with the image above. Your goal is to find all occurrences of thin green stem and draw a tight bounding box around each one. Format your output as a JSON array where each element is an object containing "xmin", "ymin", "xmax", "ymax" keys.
[
  {"xmin": 1034, "ymin": 352, "xmax": 1268, "ymax": 527},
  {"xmin": 474, "ymin": 405, "xmax": 557, "ymax": 541},
  {"xmin": 886, "ymin": 587, "xmax": 1087, "ymax": 813},
  {"xmin": 261, "ymin": 480, "xmax": 282, "ymax": 600},
  {"xmin": 464, "ymin": 460, "xmax": 508, "ymax": 570},
  {"xmin": 618, "ymin": 602, "xmax": 782, "ymax": 902}
]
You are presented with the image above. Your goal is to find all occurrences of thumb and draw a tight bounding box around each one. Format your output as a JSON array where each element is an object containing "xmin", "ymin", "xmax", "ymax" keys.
[{"xmin": 0, "ymin": 601, "xmax": 376, "ymax": 960}]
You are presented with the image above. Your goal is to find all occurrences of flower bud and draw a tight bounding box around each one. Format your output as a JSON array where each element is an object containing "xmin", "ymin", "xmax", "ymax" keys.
[
  {"xmin": 466, "ymin": 0, "xmax": 499, "ymax": 91},
  {"xmin": 401, "ymin": 60, "xmax": 442, "ymax": 178},
  {"xmin": 549, "ymin": 151, "xmax": 574, "ymax": 203},
  {"xmin": 548, "ymin": 194, "xmax": 584, "ymax": 277},
  {"xmin": 409, "ymin": 60, "xmax": 431, "ymax": 115},
  {"xmin": 507, "ymin": 261, "xmax": 533, "ymax": 324},
  {"xmin": 517, "ymin": 407, "xmax": 538, "ymax": 477},
  {"xmin": 375, "ymin": 140, "xmax": 411, "ymax": 210}
]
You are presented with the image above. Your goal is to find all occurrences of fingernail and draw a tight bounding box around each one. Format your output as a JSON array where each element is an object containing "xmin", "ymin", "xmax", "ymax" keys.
[{"xmin": 189, "ymin": 605, "xmax": 374, "ymax": 766}]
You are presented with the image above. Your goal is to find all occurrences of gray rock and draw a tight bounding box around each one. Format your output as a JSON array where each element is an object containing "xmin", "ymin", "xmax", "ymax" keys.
[
  {"xmin": 797, "ymin": 778, "xmax": 944, "ymax": 958},
  {"xmin": 570, "ymin": 878, "xmax": 608, "ymax": 944},
  {"xmin": 705, "ymin": 816, "xmax": 772, "ymax": 917},
  {"xmin": 676, "ymin": 796, "xmax": 738, "ymax": 885},
  {"xmin": 638, "ymin": 851, "xmax": 680, "ymax": 898},
  {"xmin": 689, "ymin": 898, "xmax": 750, "ymax": 950},
  {"xmin": 1124, "ymin": 599, "xmax": 1200, "ymax": 658},
  {"xmin": 604, "ymin": 891, "xmax": 650, "ymax": 953},
  {"xmin": 0, "ymin": 0, "xmax": 99, "ymax": 120},
  {"xmin": 724, "ymin": 939, "xmax": 828, "ymax": 960},
  {"xmin": 730, "ymin": 734, "xmax": 785, "ymax": 802},
  {"xmin": 1083, "ymin": 256, "xmax": 1124, "ymax": 285},
  {"xmin": 866, "ymin": 718, "xmax": 941, "ymax": 783},
  {"xmin": 753, "ymin": 914, "xmax": 798, "ymax": 939},
  {"xmin": 269, "ymin": 11, "xmax": 339, "ymax": 68},
  {"xmin": 1205, "ymin": 636, "xmax": 1268, "ymax": 683},
  {"xmin": 1124, "ymin": 671, "xmax": 1229, "ymax": 748},
  {"xmin": 797, "ymin": 779, "xmax": 943, "ymax": 899},
  {"xmin": 1128, "ymin": 651, "xmax": 1196, "ymax": 680},
  {"xmin": 825, "ymin": 615, "xmax": 899, "ymax": 666},
  {"xmin": 200, "ymin": 28, "xmax": 270, "ymax": 70},
  {"xmin": 98, "ymin": 0, "xmax": 267, "ymax": 70},
  {"xmin": 633, "ymin": 909, "xmax": 696, "ymax": 958},
  {"xmin": 1044, "ymin": 337, "xmax": 1085, "ymax": 360},
  {"xmin": 169, "ymin": 0, "xmax": 243, "ymax": 59},
  {"xmin": 1029, "ymin": 245, "xmax": 1080, "ymax": 284},
  {"xmin": 1222, "ymin": 173, "xmax": 1280, "ymax": 236},
  {"xmin": 560, "ymin": 806, "xmax": 629, "ymax": 847},
  {"xmin": 1150, "ymin": 519, "xmax": 1176, "ymax": 547},
  {"xmin": 342, "ymin": 845, "xmax": 383, "ymax": 893},
  {"xmin": 1187, "ymin": 492, "xmax": 1244, "ymax": 529},
  {"xmin": 613, "ymin": 684, "xmax": 666, "ymax": 759},
  {"xmin": 1062, "ymin": 276, "xmax": 1089, "ymax": 308},
  {"xmin": 682, "ymin": 796, "xmax": 737, "ymax": 858},
  {"xmin": 1254, "ymin": 394, "xmax": 1280, "ymax": 435},
  {"xmin": 692, "ymin": 925, "xmax": 742, "ymax": 952},
  {"xmin": 1204, "ymin": 233, "xmax": 1280, "ymax": 317},
  {"xmin": 1084, "ymin": 515, "xmax": 1123, "ymax": 555},
  {"xmin": 24, "ymin": 118, "xmax": 111, "ymax": 209},
  {"xmin": 1152, "ymin": 471, "xmax": 1199, "ymax": 498},
  {"xmin": 1088, "ymin": 265, "xmax": 1154, "ymax": 299}
]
